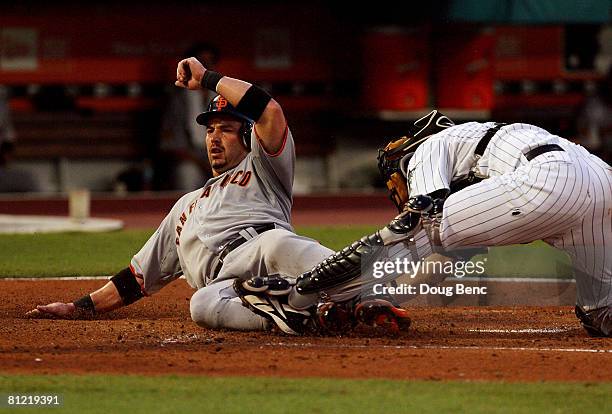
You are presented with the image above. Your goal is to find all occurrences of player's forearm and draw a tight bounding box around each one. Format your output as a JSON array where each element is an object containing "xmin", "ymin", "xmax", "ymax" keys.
[
  {"xmin": 215, "ymin": 75, "xmax": 284, "ymax": 122},
  {"xmin": 27, "ymin": 267, "xmax": 145, "ymax": 319},
  {"xmin": 216, "ymin": 76, "xmax": 286, "ymax": 152},
  {"xmin": 74, "ymin": 267, "xmax": 145, "ymax": 315},
  {"xmin": 86, "ymin": 281, "xmax": 126, "ymax": 313},
  {"xmin": 215, "ymin": 76, "xmax": 252, "ymax": 105}
]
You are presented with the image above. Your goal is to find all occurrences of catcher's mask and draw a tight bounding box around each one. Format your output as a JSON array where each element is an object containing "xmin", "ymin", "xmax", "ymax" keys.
[
  {"xmin": 196, "ymin": 95, "xmax": 254, "ymax": 150},
  {"xmin": 377, "ymin": 110, "xmax": 455, "ymax": 211}
]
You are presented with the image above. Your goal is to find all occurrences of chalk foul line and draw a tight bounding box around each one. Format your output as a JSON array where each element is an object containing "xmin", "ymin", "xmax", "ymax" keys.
[
  {"xmin": 261, "ymin": 342, "xmax": 612, "ymax": 354},
  {"xmin": 468, "ymin": 328, "xmax": 573, "ymax": 334},
  {"xmin": 158, "ymin": 334, "xmax": 611, "ymax": 354}
]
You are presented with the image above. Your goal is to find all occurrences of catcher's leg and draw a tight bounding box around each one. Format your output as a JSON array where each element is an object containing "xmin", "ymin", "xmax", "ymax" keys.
[
  {"xmin": 295, "ymin": 195, "xmax": 433, "ymax": 295},
  {"xmin": 575, "ymin": 305, "xmax": 612, "ymax": 337},
  {"xmin": 190, "ymin": 279, "xmax": 269, "ymax": 331}
]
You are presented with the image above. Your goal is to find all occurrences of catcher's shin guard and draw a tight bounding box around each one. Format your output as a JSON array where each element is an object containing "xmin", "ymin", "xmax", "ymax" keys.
[
  {"xmin": 296, "ymin": 195, "xmax": 432, "ymax": 295},
  {"xmin": 296, "ymin": 232, "xmax": 385, "ymax": 295},
  {"xmin": 234, "ymin": 276, "xmax": 314, "ymax": 335}
]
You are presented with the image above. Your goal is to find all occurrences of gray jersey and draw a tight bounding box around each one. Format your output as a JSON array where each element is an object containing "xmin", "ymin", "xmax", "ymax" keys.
[
  {"xmin": 131, "ymin": 121, "xmax": 333, "ymax": 332},
  {"xmin": 402, "ymin": 122, "xmax": 612, "ymax": 310},
  {"xmin": 131, "ymin": 127, "xmax": 297, "ymax": 293}
]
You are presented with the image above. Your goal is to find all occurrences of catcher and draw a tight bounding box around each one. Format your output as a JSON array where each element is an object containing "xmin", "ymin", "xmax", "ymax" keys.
[{"xmin": 296, "ymin": 110, "xmax": 612, "ymax": 337}]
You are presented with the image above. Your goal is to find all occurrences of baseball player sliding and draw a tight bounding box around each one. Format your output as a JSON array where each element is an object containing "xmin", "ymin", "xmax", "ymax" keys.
[
  {"xmin": 296, "ymin": 110, "xmax": 612, "ymax": 337},
  {"xmin": 26, "ymin": 57, "xmax": 410, "ymax": 335}
]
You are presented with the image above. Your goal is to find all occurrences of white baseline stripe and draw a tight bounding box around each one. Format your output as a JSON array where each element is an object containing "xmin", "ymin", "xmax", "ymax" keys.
[
  {"xmin": 468, "ymin": 328, "xmax": 573, "ymax": 334},
  {"xmin": 450, "ymin": 277, "xmax": 575, "ymax": 284},
  {"xmin": 158, "ymin": 335, "xmax": 611, "ymax": 354},
  {"xmin": 261, "ymin": 342, "xmax": 612, "ymax": 354}
]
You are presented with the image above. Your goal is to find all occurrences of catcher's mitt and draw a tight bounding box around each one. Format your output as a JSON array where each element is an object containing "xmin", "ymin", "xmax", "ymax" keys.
[{"xmin": 377, "ymin": 110, "xmax": 454, "ymax": 211}]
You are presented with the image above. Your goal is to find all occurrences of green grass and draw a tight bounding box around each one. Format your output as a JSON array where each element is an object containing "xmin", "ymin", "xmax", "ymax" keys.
[
  {"xmin": 0, "ymin": 375, "xmax": 610, "ymax": 414},
  {"xmin": 0, "ymin": 226, "xmax": 378, "ymax": 277},
  {"xmin": 297, "ymin": 225, "xmax": 378, "ymax": 250},
  {"xmin": 0, "ymin": 230, "xmax": 154, "ymax": 277},
  {"xmin": 474, "ymin": 241, "xmax": 573, "ymax": 279},
  {"xmin": 0, "ymin": 226, "xmax": 572, "ymax": 278}
]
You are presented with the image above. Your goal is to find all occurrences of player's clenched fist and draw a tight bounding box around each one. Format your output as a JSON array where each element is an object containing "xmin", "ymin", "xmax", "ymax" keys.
[{"xmin": 175, "ymin": 57, "xmax": 206, "ymax": 90}]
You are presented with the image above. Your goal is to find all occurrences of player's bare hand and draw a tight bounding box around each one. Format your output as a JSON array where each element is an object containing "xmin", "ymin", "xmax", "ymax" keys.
[
  {"xmin": 175, "ymin": 57, "xmax": 206, "ymax": 90},
  {"xmin": 25, "ymin": 302, "xmax": 76, "ymax": 319}
]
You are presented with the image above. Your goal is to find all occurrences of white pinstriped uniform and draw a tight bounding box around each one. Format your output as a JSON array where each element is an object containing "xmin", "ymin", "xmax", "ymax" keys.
[{"xmin": 401, "ymin": 122, "xmax": 612, "ymax": 311}]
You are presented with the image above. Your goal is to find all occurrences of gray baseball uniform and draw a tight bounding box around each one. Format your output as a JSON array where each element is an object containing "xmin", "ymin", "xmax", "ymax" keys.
[
  {"xmin": 130, "ymin": 126, "xmax": 333, "ymax": 330},
  {"xmin": 397, "ymin": 122, "xmax": 611, "ymax": 321}
]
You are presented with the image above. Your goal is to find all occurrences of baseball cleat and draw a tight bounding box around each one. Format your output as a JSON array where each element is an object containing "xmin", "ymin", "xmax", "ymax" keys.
[
  {"xmin": 241, "ymin": 275, "xmax": 292, "ymax": 296},
  {"xmin": 233, "ymin": 278, "xmax": 312, "ymax": 335},
  {"xmin": 315, "ymin": 301, "xmax": 356, "ymax": 335},
  {"xmin": 354, "ymin": 299, "xmax": 411, "ymax": 334}
]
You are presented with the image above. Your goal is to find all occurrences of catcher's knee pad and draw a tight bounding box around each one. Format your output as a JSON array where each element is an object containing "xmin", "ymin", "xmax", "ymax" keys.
[{"xmin": 234, "ymin": 275, "xmax": 315, "ymax": 335}]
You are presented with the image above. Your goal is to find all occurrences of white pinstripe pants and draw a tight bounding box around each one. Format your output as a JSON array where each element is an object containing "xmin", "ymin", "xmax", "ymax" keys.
[{"xmin": 440, "ymin": 150, "xmax": 611, "ymax": 310}]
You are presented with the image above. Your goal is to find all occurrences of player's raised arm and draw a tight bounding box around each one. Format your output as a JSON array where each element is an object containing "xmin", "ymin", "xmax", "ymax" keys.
[
  {"xmin": 175, "ymin": 57, "xmax": 286, "ymax": 154},
  {"xmin": 25, "ymin": 268, "xmax": 144, "ymax": 319}
]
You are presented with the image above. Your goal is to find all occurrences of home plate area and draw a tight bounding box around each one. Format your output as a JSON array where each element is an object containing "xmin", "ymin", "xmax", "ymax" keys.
[{"xmin": 2, "ymin": 278, "xmax": 610, "ymax": 381}]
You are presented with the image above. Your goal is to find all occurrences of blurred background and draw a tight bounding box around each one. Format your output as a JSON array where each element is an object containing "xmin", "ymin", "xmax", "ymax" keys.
[{"xmin": 0, "ymin": 0, "xmax": 610, "ymax": 197}]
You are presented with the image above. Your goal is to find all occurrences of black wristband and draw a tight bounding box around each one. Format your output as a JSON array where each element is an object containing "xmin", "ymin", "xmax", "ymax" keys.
[
  {"xmin": 110, "ymin": 267, "xmax": 144, "ymax": 305},
  {"xmin": 201, "ymin": 70, "xmax": 223, "ymax": 91},
  {"xmin": 235, "ymin": 85, "xmax": 272, "ymax": 122},
  {"xmin": 73, "ymin": 294, "xmax": 96, "ymax": 316}
]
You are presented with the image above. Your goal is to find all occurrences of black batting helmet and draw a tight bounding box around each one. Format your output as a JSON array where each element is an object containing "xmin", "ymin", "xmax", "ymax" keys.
[
  {"xmin": 196, "ymin": 95, "xmax": 254, "ymax": 150},
  {"xmin": 377, "ymin": 110, "xmax": 455, "ymax": 211}
]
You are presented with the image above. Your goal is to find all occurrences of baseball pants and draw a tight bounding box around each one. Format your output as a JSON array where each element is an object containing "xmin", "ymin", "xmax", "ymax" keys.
[
  {"xmin": 439, "ymin": 149, "xmax": 611, "ymax": 330},
  {"xmin": 190, "ymin": 229, "xmax": 333, "ymax": 330}
]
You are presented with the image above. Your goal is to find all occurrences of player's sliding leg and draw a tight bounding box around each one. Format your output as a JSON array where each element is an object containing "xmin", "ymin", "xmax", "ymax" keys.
[
  {"xmin": 190, "ymin": 278, "xmax": 269, "ymax": 331},
  {"xmin": 232, "ymin": 195, "xmax": 435, "ymax": 335},
  {"xmin": 227, "ymin": 196, "xmax": 435, "ymax": 335}
]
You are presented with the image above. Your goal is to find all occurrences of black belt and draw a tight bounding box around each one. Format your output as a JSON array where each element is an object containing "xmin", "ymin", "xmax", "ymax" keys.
[
  {"xmin": 475, "ymin": 123, "xmax": 565, "ymax": 161},
  {"xmin": 524, "ymin": 144, "xmax": 564, "ymax": 161},
  {"xmin": 212, "ymin": 223, "xmax": 276, "ymax": 279},
  {"xmin": 474, "ymin": 122, "xmax": 507, "ymax": 156}
]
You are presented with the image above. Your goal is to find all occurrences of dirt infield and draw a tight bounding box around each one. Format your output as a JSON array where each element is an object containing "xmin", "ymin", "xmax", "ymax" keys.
[{"xmin": 2, "ymin": 279, "xmax": 610, "ymax": 382}]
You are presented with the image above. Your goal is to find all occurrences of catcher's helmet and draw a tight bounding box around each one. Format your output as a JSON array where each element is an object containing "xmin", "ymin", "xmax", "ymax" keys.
[
  {"xmin": 196, "ymin": 95, "xmax": 254, "ymax": 150},
  {"xmin": 377, "ymin": 110, "xmax": 454, "ymax": 211}
]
